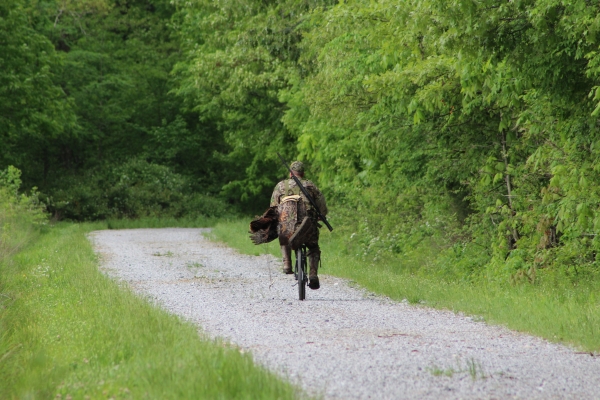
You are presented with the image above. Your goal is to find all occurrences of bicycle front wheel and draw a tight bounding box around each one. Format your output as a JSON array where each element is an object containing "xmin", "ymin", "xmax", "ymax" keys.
[{"xmin": 297, "ymin": 248, "xmax": 306, "ymax": 301}]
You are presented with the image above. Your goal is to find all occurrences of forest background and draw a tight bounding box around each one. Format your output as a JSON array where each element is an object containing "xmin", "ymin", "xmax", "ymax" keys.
[{"xmin": 4, "ymin": 0, "xmax": 600, "ymax": 294}]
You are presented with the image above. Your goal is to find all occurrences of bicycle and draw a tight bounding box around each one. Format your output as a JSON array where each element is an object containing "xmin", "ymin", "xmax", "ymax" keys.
[{"xmin": 295, "ymin": 244, "xmax": 308, "ymax": 300}]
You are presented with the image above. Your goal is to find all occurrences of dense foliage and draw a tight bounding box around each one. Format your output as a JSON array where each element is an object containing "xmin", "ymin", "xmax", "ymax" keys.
[
  {"xmin": 3, "ymin": 0, "xmax": 600, "ymax": 282},
  {"xmin": 288, "ymin": 0, "xmax": 600, "ymax": 282},
  {"xmin": 1, "ymin": 0, "xmax": 231, "ymax": 220}
]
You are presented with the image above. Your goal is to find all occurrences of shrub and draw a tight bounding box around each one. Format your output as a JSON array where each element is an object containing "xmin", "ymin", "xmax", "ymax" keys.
[
  {"xmin": 0, "ymin": 166, "xmax": 47, "ymax": 258},
  {"xmin": 44, "ymin": 159, "xmax": 232, "ymax": 221}
]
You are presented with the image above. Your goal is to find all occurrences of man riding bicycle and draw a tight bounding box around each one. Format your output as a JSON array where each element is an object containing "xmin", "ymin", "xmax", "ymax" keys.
[{"xmin": 270, "ymin": 161, "xmax": 328, "ymax": 290}]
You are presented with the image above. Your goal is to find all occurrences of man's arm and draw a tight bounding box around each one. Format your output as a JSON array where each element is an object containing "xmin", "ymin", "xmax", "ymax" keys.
[
  {"xmin": 305, "ymin": 182, "xmax": 328, "ymax": 217},
  {"xmin": 270, "ymin": 182, "xmax": 283, "ymax": 207},
  {"xmin": 315, "ymin": 191, "xmax": 328, "ymax": 217}
]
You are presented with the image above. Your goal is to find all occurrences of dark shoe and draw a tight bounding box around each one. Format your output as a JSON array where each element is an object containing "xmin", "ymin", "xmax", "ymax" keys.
[
  {"xmin": 283, "ymin": 264, "xmax": 293, "ymax": 274},
  {"xmin": 308, "ymin": 275, "xmax": 320, "ymax": 290}
]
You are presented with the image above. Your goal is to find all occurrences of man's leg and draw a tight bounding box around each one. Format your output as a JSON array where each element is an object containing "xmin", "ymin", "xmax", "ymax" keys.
[
  {"xmin": 307, "ymin": 246, "xmax": 321, "ymax": 289},
  {"xmin": 281, "ymin": 244, "xmax": 293, "ymax": 274},
  {"xmin": 306, "ymin": 221, "xmax": 321, "ymax": 289}
]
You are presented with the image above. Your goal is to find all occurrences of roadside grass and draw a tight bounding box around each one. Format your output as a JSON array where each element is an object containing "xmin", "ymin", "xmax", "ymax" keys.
[
  {"xmin": 0, "ymin": 222, "xmax": 299, "ymax": 399},
  {"xmin": 103, "ymin": 216, "xmax": 219, "ymax": 229},
  {"xmin": 0, "ymin": 216, "xmax": 43, "ymax": 263},
  {"xmin": 208, "ymin": 219, "xmax": 281, "ymax": 258},
  {"xmin": 209, "ymin": 219, "xmax": 600, "ymax": 352}
]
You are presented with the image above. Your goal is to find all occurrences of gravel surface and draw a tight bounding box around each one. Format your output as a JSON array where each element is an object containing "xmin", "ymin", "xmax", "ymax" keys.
[{"xmin": 89, "ymin": 228, "xmax": 600, "ymax": 399}]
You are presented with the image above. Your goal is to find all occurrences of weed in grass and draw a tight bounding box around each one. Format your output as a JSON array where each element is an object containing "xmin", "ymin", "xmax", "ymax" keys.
[
  {"xmin": 466, "ymin": 358, "xmax": 486, "ymax": 380},
  {"xmin": 428, "ymin": 359, "xmax": 485, "ymax": 380},
  {"xmin": 152, "ymin": 251, "xmax": 174, "ymax": 257},
  {"xmin": 186, "ymin": 262, "xmax": 204, "ymax": 272},
  {"xmin": 428, "ymin": 365, "xmax": 456, "ymax": 377}
]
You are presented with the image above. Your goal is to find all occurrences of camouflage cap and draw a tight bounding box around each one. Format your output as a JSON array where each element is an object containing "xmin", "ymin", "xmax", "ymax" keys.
[{"xmin": 290, "ymin": 161, "xmax": 304, "ymax": 173}]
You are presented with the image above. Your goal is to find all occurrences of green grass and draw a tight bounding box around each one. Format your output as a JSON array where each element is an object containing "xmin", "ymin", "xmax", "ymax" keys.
[
  {"xmin": 0, "ymin": 222, "xmax": 299, "ymax": 399},
  {"xmin": 0, "ymin": 217, "xmax": 42, "ymax": 263},
  {"xmin": 208, "ymin": 219, "xmax": 282, "ymax": 258},
  {"xmin": 209, "ymin": 219, "xmax": 600, "ymax": 352},
  {"xmin": 103, "ymin": 216, "xmax": 220, "ymax": 229}
]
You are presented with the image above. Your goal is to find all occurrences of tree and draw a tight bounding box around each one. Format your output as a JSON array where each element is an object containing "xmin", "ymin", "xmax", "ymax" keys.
[
  {"xmin": 0, "ymin": 0, "xmax": 75, "ymax": 179},
  {"xmin": 172, "ymin": 0, "xmax": 336, "ymax": 208}
]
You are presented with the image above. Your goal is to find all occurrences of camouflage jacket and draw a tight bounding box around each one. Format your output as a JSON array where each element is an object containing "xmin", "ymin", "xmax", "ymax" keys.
[{"xmin": 270, "ymin": 178, "xmax": 328, "ymax": 217}]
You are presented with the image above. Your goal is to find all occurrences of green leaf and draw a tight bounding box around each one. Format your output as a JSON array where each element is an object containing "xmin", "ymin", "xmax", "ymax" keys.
[{"xmin": 493, "ymin": 172, "xmax": 504, "ymax": 184}]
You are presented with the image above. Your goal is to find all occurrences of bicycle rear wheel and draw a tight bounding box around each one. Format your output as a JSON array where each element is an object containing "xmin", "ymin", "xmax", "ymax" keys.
[{"xmin": 297, "ymin": 247, "xmax": 306, "ymax": 300}]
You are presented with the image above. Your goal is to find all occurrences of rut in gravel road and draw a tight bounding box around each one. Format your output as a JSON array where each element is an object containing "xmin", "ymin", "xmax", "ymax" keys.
[{"xmin": 89, "ymin": 228, "xmax": 600, "ymax": 400}]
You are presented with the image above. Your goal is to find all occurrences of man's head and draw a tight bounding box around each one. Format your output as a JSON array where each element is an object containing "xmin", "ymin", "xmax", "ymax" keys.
[{"xmin": 290, "ymin": 161, "xmax": 305, "ymax": 177}]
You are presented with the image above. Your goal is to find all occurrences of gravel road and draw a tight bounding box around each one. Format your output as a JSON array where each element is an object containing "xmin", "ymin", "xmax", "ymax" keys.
[{"xmin": 89, "ymin": 228, "xmax": 600, "ymax": 399}]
